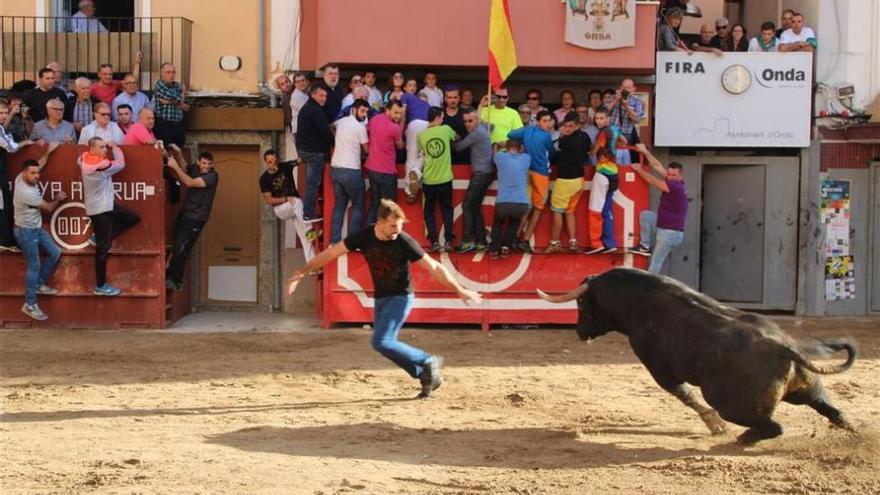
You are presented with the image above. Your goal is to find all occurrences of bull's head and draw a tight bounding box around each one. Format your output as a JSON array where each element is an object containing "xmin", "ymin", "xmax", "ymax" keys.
[{"xmin": 537, "ymin": 276, "xmax": 612, "ymax": 341}]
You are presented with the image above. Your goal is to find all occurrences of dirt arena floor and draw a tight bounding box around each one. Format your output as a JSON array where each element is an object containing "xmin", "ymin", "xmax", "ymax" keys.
[{"xmin": 1, "ymin": 315, "xmax": 878, "ymax": 494}]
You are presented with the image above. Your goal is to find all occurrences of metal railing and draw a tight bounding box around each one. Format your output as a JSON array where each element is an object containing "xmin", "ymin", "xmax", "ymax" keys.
[{"xmin": 1, "ymin": 16, "xmax": 192, "ymax": 90}]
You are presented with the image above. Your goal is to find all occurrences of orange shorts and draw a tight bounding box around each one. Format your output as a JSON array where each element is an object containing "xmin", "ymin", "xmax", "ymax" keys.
[{"xmin": 528, "ymin": 171, "xmax": 550, "ymax": 210}]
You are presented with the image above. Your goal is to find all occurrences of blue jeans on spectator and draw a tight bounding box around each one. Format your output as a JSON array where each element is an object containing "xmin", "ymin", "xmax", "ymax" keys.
[
  {"xmin": 600, "ymin": 191, "xmax": 617, "ymax": 249},
  {"xmin": 372, "ymin": 293, "xmax": 430, "ymax": 378},
  {"xmin": 13, "ymin": 227, "xmax": 61, "ymax": 306},
  {"xmin": 367, "ymin": 170, "xmax": 398, "ymax": 225},
  {"xmin": 462, "ymin": 173, "xmax": 492, "ymax": 245},
  {"xmin": 640, "ymin": 210, "xmax": 684, "ymax": 274},
  {"xmin": 300, "ymin": 151, "xmax": 325, "ymax": 219},
  {"xmin": 330, "ymin": 167, "xmax": 365, "ymax": 243},
  {"xmin": 423, "ymin": 181, "xmax": 454, "ymax": 244}
]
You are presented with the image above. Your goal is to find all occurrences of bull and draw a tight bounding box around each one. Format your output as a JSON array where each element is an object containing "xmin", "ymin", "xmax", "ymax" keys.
[{"xmin": 538, "ymin": 267, "xmax": 856, "ymax": 444}]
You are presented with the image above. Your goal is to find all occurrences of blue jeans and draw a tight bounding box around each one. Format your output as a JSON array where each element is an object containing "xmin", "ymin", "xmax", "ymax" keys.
[
  {"xmin": 13, "ymin": 227, "xmax": 61, "ymax": 306},
  {"xmin": 367, "ymin": 170, "xmax": 398, "ymax": 225},
  {"xmin": 462, "ymin": 173, "xmax": 492, "ymax": 244},
  {"xmin": 330, "ymin": 167, "xmax": 365, "ymax": 243},
  {"xmin": 640, "ymin": 211, "xmax": 684, "ymax": 274},
  {"xmin": 300, "ymin": 151, "xmax": 325, "ymax": 219},
  {"xmin": 423, "ymin": 181, "xmax": 454, "ymax": 244},
  {"xmin": 372, "ymin": 294, "xmax": 431, "ymax": 378}
]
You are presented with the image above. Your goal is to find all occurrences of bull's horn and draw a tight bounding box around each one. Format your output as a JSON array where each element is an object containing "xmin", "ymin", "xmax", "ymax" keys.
[{"xmin": 536, "ymin": 283, "xmax": 588, "ymax": 303}]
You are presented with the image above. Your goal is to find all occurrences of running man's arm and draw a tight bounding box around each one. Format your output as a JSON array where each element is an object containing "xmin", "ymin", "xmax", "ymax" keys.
[
  {"xmin": 416, "ymin": 255, "xmax": 482, "ymax": 304},
  {"xmin": 631, "ymin": 161, "xmax": 670, "ymax": 193},
  {"xmin": 287, "ymin": 242, "xmax": 350, "ymax": 294}
]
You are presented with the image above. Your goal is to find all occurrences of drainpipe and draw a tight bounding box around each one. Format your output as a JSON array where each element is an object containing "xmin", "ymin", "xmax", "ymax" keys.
[{"xmin": 258, "ymin": 0, "xmax": 278, "ymax": 107}]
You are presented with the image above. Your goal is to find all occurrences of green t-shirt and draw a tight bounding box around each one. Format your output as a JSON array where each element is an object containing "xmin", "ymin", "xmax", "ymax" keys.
[
  {"xmin": 480, "ymin": 106, "xmax": 523, "ymax": 144},
  {"xmin": 417, "ymin": 124, "xmax": 457, "ymax": 185}
]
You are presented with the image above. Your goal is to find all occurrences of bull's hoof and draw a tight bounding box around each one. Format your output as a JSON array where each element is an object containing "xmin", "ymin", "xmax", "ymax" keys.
[{"xmin": 699, "ymin": 409, "xmax": 727, "ymax": 435}]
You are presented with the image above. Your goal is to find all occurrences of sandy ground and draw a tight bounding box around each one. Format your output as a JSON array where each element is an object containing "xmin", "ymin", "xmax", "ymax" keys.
[{"xmin": 1, "ymin": 315, "xmax": 879, "ymax": 494}]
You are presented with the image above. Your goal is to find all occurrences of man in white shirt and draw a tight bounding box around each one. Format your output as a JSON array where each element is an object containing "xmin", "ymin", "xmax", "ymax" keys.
[
  {"xmin": 363, "ymin": 69, "xmax": 383, "ymax": 111},
  {"xmin": 79, "ymin": 103, "xmax": 125, "ymax": 145},
  {"xmin": 749, "ymin": 21, "xmax": 780, "ymax": 52},
  {"xmin": 69, "ymin": 0, "xmax": 108, "ymax": 33},
  {"xmin": 329, "ymin": 100, "xmax": 370, "ymax": 243},
  {"xmin": 287, "ymin": 72, "xmax": 310, "ymax": 160},
  {"xmin": 779, "ymin": 13, "xmax": 817, "ymax": 52},
  {"xmin": 112, "ymin": 74, "xmax": 151, "ymax": 122},
  {"xmin": 418, "ymin": 71, "xmax": 444, "ymax": 108},
  {"xmin": 341, "ymin": 75, "xmax": 365, "ymax": 109}
]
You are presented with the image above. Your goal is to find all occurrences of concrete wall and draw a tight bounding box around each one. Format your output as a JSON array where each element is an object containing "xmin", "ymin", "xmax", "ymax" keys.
[{"xmin": 680, "ymin": 0, "xmax": 726, "ymax": 35}]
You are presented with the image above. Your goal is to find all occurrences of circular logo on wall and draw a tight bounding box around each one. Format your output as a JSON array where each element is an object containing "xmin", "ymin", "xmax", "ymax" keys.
[
  {"xmin": 50, "ymin": 202, "xmax": 93, "ymax": 250},
  {"xmin": 425, "ymin": 138, "xmax": 447, "ymax": 159}
]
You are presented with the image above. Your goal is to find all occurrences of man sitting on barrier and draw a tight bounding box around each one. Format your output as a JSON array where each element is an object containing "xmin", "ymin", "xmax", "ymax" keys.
[
  {"xmin": 507, "ymin": 110, "xmax": 555, "ymax": 254},
  {"xmin": 259, "ymin": 149, "xmax": 317, "ymax": 262},
  {"xmin": 287, "ymin": 199, "xmax": 482, "ymax": 399},
  {"xmin": 418, "ymin": 107, "xmax": 459, "ymax": 253},
  {"xmin": 488, "ymin": 138, "xmax": 530, "ymax": 259}
]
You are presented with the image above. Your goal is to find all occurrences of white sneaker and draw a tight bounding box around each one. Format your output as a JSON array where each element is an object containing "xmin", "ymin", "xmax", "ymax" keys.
[
  {"xmin": 21, "ymin": 303, "xmax": 49, "ymax": 321},
  {"xmin": 36, "ymin": 285, "xmax": 58, "ymax": 295}
]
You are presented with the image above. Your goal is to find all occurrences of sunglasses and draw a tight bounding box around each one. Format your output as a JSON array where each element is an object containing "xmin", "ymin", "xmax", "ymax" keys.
[
  {"xmin": 527, "ymin": 96, "xmax": 540, "ymax": 101},
  {"xmin": 97, "ymin": 112, "xmax": 111, "ymax": 116},
  {"xmin": 48, "ymin": 107, "xmax": 64, "ymax": 111},
  {"xmin": 495, "ymin": 95, "xmax": 509, "ymax": 99},
  {"xmin": 716, "ymin": 25, "xmax": 729, "ymax": 30}
]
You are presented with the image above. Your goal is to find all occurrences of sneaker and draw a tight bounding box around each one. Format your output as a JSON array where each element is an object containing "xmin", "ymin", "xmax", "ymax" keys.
[
  {"xmin": 458, "ymin": 242, "xmax": 476, "ymax": 254},
  {"xmin": 442, "ymin": 243, "xmax": 454, "ymax": 253},
  {"xmin": 429, "ymin": 242, "xmax": 442, "ymax": 253},
  {"xmin": 544, "ymin": 241, "xmax": 563, "ymax": 254},
  {"xmin": 568, "ymin": 240, "xmax": 579, "ymax": 253},
  {"xmin": 583, "ymin": 246, "xmax": 604, "ymax": 255},
  {"xmin": 408, "ymin": 170, "xmax": 421, "ymax": 196},
  {"xmin": 500, "ymin": 246, "xmax": 510, "ymax": 258},
  {"xmin": 631, "ymin": 244, "xmax": 651, "ymax": 256},
  {"xmin": 87, "ymin": 234, "xmax": 97, "ymax": 247},
  {"xmin": 489, "ymin": 250, "xmax": 500, "ymax": 259},
  {"xmin": 475, "ymin": 243, "xmax": 487, "ymax": 252},
  {"xmin": 417, "ymin": 355, "xmax": 444, "ymax": 399},
  {"xmin": 516, "ymin": 240, "xmax": 533, "ymax": 254},
  {"xmin": 0, "ymin": 245, "xmax": 19, "ymax": 252},
  {"xmin": 601, "ymin": 246, "xmax": 617, "ymax": 254},
  {"xmin": 94, "ymin": 283, "xmax": 122, "ymax": 296},
  {"xmin": 36, "ymin": 285, "xmax": 58, "ymax": 295},
  {"xmin": 21, "ymin": 303, "xmax": 49, "ymax": 321},
  {"xmin": 303, "ymin": 215, "xmax": 323, "ymax": 224}
]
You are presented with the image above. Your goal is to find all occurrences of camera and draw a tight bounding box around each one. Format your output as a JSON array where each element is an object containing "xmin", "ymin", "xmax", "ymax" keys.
[{"xmin": 621, "ymin": 90, "xmax": 630, "ymax": 100}]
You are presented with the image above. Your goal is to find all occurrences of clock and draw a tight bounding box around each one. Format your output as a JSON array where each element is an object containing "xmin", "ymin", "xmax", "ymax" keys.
[{"xmin": 721, "ymin": 64, "xmax": 752, "ymax": 95}]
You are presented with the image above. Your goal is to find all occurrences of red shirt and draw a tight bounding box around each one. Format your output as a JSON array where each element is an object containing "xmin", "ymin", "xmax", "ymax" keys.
[
  {"xmin": 123, "ymin": 122, "xmax": 156, "ymax": 145},
  {"xmin": 91, "ymin": 80, "xmax": 123, "ymax": 105}
]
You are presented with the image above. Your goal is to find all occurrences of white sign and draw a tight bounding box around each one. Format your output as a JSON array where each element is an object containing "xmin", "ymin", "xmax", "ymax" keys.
[
  {"xmin": 655, "ymin": 52, "xmax": 812, "ymax": 147},
  {"xmin": 565, "ymin": 0, "xmax": 636, "ymax": 50}
]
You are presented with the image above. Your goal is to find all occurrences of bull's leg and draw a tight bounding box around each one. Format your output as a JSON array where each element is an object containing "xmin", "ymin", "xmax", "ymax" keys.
[
  {"xmin": 809, "ymin": 397, "xmax": 855, "ymax": 431},
  {"xmin": 736, "ymin": 420, "xmax": 783, "ymax": 445},
  {"xmin": 667, "ymin": 384, "xmax": 727, "ymax": 435},
  {"xmin": 783, "ymin": 378, "xmax": 856, "ymax": 432}
]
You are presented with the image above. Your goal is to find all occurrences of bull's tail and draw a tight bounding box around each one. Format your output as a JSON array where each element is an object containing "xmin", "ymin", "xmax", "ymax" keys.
[{"xmin": 783, "ymin": 338, "xmax": 857, "ymax": 374}]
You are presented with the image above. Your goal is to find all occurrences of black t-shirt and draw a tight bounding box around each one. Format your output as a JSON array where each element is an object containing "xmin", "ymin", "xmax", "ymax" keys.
[
  {"xmin": 343, "ymin": 227, "xmax": 426, "ymax": 299},
  {"xmin": 443, "ymin": 109, "xmax": 469, "ymax": 164},
  {"xmin": 259, "ymin": 160, "xmax": 300, "ymax": 198},
  {"xmin": 181, "ymin": 163, "xmax": 219, "ymax": 222},
  {"xmin": 692, "ymin": 37, "xmax": 720, "ymax": 49},
  {"xmin": 22, "ymin": 86, "xmax": 68, "ymax": 122},
  {"xmin": 556, "ymin": 132, "xmax": 591, "ymax": 179}
]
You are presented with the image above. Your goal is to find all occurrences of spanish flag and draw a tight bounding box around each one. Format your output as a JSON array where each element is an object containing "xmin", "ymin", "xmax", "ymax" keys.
[{"xmin": 488, "ymin": 0, "xmax": 517, "ymax": 91}]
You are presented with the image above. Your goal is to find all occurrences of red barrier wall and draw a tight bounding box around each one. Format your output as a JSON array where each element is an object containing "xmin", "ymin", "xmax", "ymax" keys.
[
  {"xmin": 0, "ymin": 145, "xmax": 191, "ymax": 328},
  {"xmin": 321, "ymin": 162, "xmax": 650, "ymax": 331}
]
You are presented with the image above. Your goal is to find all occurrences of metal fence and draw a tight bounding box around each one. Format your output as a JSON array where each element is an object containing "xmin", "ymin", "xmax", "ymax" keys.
[{"xmin": 1, "ymin": 16, "xmax": 192, "ymax": 90}]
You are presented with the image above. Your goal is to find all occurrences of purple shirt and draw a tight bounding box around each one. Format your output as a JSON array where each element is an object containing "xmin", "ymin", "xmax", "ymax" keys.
[
  {"xmin": 657, "ymin": 179, "xmax": 688, "ymax": 231},
  {"xmin": 364, "ymin": 114, "xmax": 402, "ymax": 175},
  {"xmin": 401, "ymin": 93, "xmax": 430, "ymax": 122}
]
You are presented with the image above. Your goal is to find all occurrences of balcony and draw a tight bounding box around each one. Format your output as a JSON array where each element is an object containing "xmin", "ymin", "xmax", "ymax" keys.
[{"xmin": 0, "ymin": 16, "xmax": 192, "ymax": 89}]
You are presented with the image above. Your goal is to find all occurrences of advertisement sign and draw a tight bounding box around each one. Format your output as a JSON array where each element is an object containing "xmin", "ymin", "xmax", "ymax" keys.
[
  {"xmin": 565, "ymin": 0, "xmax": 636, "ymax": 50},
  {"xmin": 655, "ymin": 52, "xmax": 812, "ymax": 147},
  {"xmin": 820, "ymin": 179, "xmax": 856, "ymax": 301}
]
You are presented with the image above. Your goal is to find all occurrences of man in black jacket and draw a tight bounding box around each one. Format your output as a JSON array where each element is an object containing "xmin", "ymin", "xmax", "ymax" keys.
[
  {"xmin": 22, "ymin": 68, "xmax": 67, "ymax": 123},
  {"xmin": 295, "ymin": 83, "xmax": 333, "ymax": 223},
  {"xmin": 320, "ymin": 63, "xmax": 344, "ymax": 124}
]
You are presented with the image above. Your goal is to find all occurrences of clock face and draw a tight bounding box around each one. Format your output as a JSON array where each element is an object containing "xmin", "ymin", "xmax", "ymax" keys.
[{"xmin": 721, "ymin": 65, "xmax": 752, "ymax": 95}]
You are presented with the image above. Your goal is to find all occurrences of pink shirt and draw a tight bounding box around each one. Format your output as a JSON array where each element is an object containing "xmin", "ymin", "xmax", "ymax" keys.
[
  {"xmin": 123, "ymin": 122, "xmax": 156, "ymax": 145},
  {"xmin": 364, "ymin": 114, "xmax": 402, "ymax": 175},
  {"xmin": 91, "ymin": 80, "xmax": 123, "ymax": 105}
]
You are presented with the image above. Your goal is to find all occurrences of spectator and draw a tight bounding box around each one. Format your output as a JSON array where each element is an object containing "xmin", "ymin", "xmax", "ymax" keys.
[
  {"xmin": 274, "ymin": 73, "xmax": 294, "ymax": 158},
  {"xmin": 779, "ymin": 13, "xmax": 817, "ymax": 52},
  {"xmin": 296, "ymin": 83, "xmax": 333, "ymax": 222},
  {"xmin": 366, "ymin": 101, "xmax": 406, "ymax": 222},
  {"xmin": 153, "ymin": 63, "xmax": 189, "ymax": 149},
  {"xmin": 329, "ymin": 99, "xmax": 370, "ymax": 244},
  {"xmin": 726, "ymin": 24, "xmax": 749, "ymax": 52},
  {"xmin": 2, "ymin": 100, "xmax": 34, "ymax": 252},
  {"xmin": 259, "ymin": 149, "xmax": 316, "ymax": 261},
  {"xmin": 22, "ymin": 68, "xmax": 67, "ymax": 123},
  {"xmin": 590, "ymin": 108, "xmax": 626, "ymax": 165},
  {"xmin": 12, "ymin": 159, "xmax": 67, "ymax": 320},
  {"xmin": 517, "ymin": 103, "xmax": 532, "ymax": 126},
  {"xmin": 632, "ymin": 144, "xmax": 688, "ymax": 274},
  {"xmin": 507, "ymin": 110, "xmax": 554, "ymax": 253},
  {"xmin": 400, "ymin": 91, "xmax": 432, "ymax": 202},
  {"xmin": 749, "ymin": 21, "xmax": 779, "ymax": 52},
  {"xmin": 575, "ymin": 104, "xmax": 591, "ymax": 132},
  {"xmin": 584, "ymin": 147, "xmax": 619, "ymax": 255},
  {"xmin": 69, "ymin": 0, "xmax": 108, "ymax": 33},
  {"xmin": 657, "ymin": 7, "xmax": 691, "ymax": 52},
  {"xmin": 115, "ymin": 104, "xmax": 133, "ymax": 134},
  {"xmin": 112, "ymin": 73, "xmax": 150, "ymax": 122},
  {"xmin": 92, "ymin": 57, "xmax": 141, "ymax": 105},
  {"xmin": 488, "ymin": 138, "xmax": 530, "ymax": 258},
  {"xmin": 442, "ymin": 85, "xmax": 468, "ymax": 163},
  {"xmin": 524, "ymin": 88, "xmax": 548, "ymax": 125},
  {"xmin": 711, "ymin": 16, "xmax": 730, "ymax": 49},
  {"xmin": 460, "ymin": 87, "xmax": 476, "ymax": 108},
  {"xmin": 79, "ymin": 138, "xmax": 141, "ymax": 296},
  {"xmin": 690, "ymin": 24, "xmax": 724, "ymax": 56},
  {"xmin": 403, "ymin": 77, "xmax": 419, "ymax": 95},
  {"xmin": 164, "ymin": 152, "xmax": 219, "ymax": 290},
  {"xmin": 546, "ymin": 112, "xmax": 590, "ymax": 254},
  {"xmin": 418, "ymin": 71, "xmax": 444, "ymax": 108},
  {"xmin": 455, "ymin": 108, "xmax": 493, "ymax": 253},
  {"xmin": 776, "ymin": 9, "xmax": 795, "ymax": 38},
  {"xmin": 123, "ymin": 108, "xmax": 158, "ymax": 146},
  {"xmin": 587, "ymin": 89, "xmax": 603, "ymax": 121},
  {"xmin": 362, "ymin": 69, "xmax": 383, "ymax": 111},
  {"xmin": 46, "ymin": 61, "xmax": 72, "ymax": 98},
  {"xmin": 382, "ymin": 72, "xmax": 405, "ymax": 105},
  {"xmin": 608, "ymin": 78, "xmax": 643, "ymax": 165},
  {"xmin": 336, "ymin": 86, "xmax": 375, "ymax": 122},
  {"xmin": 288, "ymin": 71, "xmax": 310, "ymax": 160},
  {"xmin": 340, "ymin": 75, "xmax": 365, "ymax": 108},
  {"xmin": 64, "ymin": 77, "xmax": 96, "ymax": 134},
  {"xmin": 4, "ymin": 93, "xmax": 32, "ymax": 141},
  {"xmin": 601, "ymin": 88, "xmax": 616, "ymax": 110},
  {"xmin": 478, "ymin": 87, "xmax": 523, "ymax": 146},
  {"xmin": 418, "ymin": 107, "xmax": 458, "ymax": 252},
  {"xmin": 30, "ymin": 100, "xmax": 75, "ymax": 143},
  {"xmin": 320, "ymin": 63, "xmax": 344, "ymax": 123},
  {"xmin": 79, "ymin": 103, "xmax": 124, "ymax": 145},
  {"xmin": 553, "ymin": 90, "xmax": 577, "ymax": 125}
]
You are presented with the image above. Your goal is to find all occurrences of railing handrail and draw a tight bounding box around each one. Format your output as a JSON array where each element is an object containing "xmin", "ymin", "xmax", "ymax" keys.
[{"xmin": 0, "ymin": 15, "xmax": 194, "ymax": 23}]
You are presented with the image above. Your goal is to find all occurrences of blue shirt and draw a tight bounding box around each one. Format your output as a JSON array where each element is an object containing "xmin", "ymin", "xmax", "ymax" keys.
[
  {"xmin": 112, "ymin": 91, "xmax": 152, "ymax": 122},
  {"xmin": 493, "ymin": 151, "xmax": 530, "ymax": 205},
  {"xmin": 507, "ymin": 126, "xmax": 554, "ymax": 176},
  {"xmin": 401, "ymin": 93, "xmax": 430, "ymax": 123}
]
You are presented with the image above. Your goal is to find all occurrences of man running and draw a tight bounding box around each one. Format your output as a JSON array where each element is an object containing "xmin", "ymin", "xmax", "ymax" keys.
[{"xmin": 287, "ymin": 199, "xmax": 482, "ymax": 398}]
